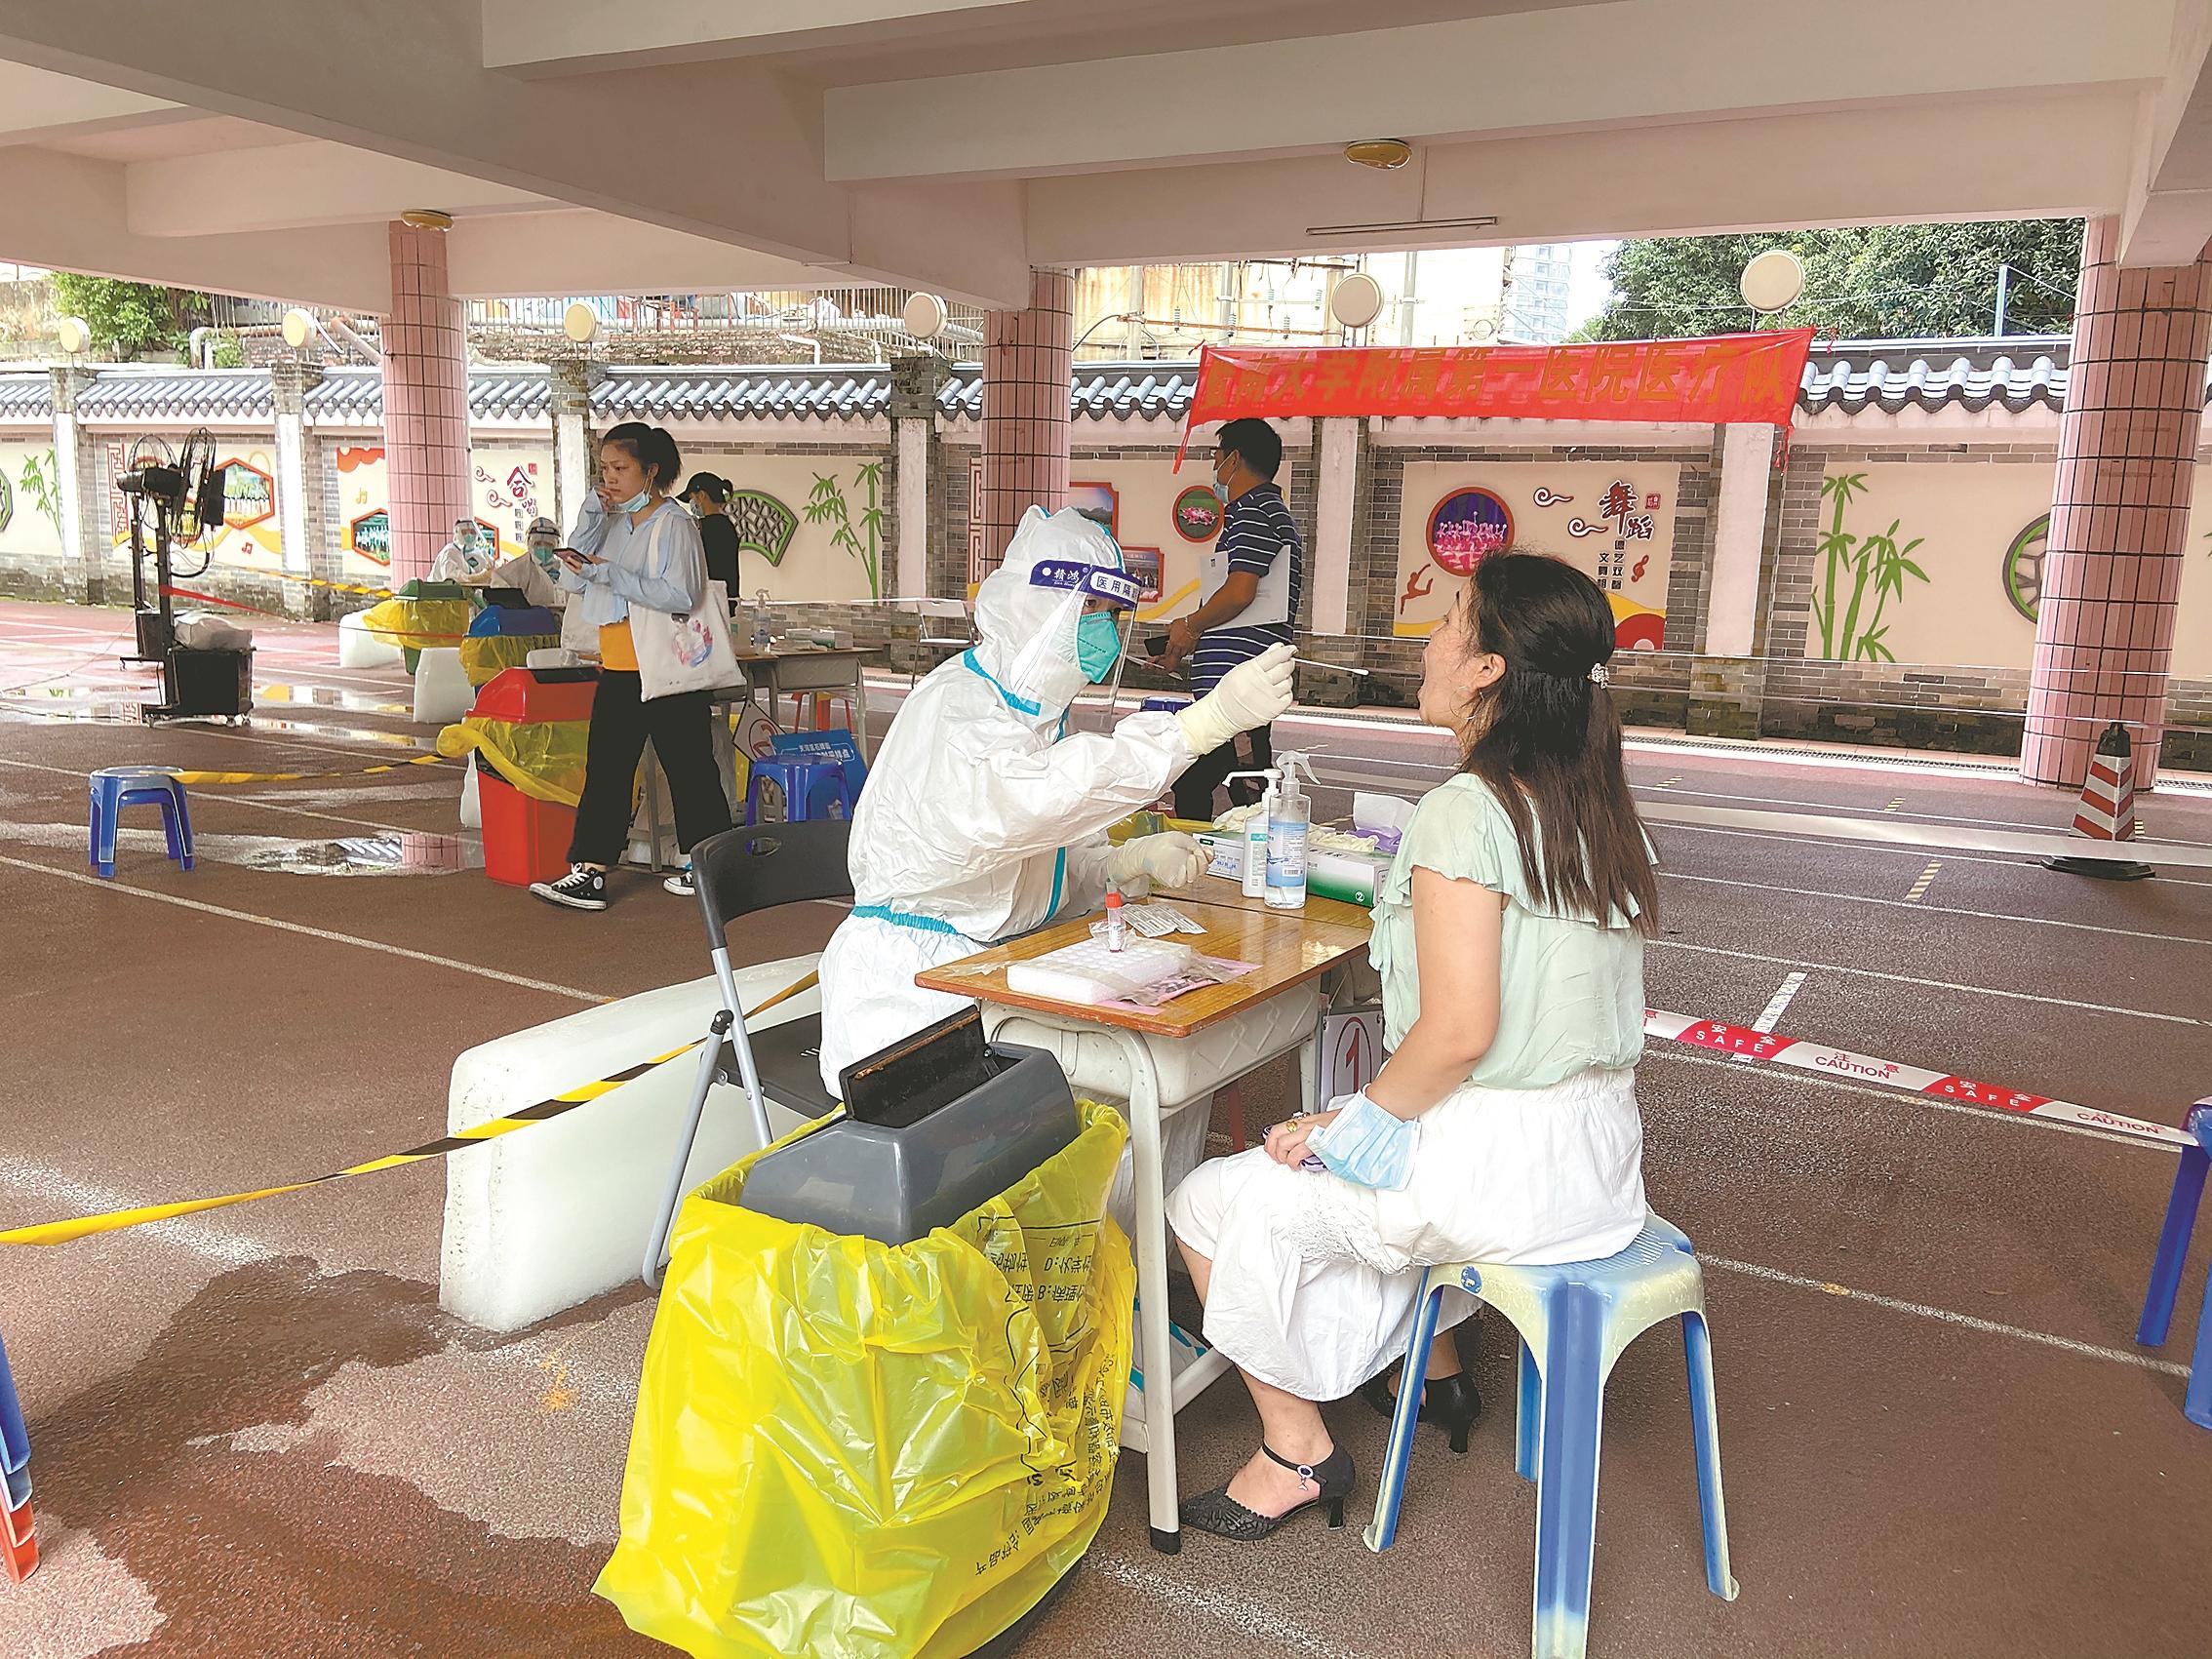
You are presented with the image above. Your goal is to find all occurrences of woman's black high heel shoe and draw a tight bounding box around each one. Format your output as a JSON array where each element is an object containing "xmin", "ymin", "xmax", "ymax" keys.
[
  {"xmin": 1178, "ymin": 1443, "xmax": 1356, "ymax": 1540},
  {"xmin": 1358, "ymin": 1370, "xmax": 1481, "ymax": 1454}
]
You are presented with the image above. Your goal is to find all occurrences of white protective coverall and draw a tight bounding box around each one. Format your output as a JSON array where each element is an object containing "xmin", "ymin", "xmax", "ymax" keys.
[{"xmin": 814, "ymin": 507, "xmax": 1211, "ymax": 1089}]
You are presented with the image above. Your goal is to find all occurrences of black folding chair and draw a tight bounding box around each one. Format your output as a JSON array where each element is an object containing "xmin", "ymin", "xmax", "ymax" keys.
[{"xmin": 643, "ymin": 818, "xmax": 853, "ymax": 1285}]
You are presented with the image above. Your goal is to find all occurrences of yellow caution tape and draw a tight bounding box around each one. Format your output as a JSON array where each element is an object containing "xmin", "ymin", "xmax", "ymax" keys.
[
  {"xmin": 166, "ymin": 752, "xmax": 454, "ymax": 786},
  {"xmin": 0, "ymin": 971, "xmax": 821, "ymax": 1246}
]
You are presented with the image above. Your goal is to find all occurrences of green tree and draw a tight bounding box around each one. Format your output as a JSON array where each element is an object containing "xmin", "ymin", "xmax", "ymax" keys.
[
  {"xmin": 47, "ymin": 272, "xmax": 214, "ymax": 356},
  {"xmin": 1582, "ymin": 219, "xmax": 2083, "ymax": 341}
]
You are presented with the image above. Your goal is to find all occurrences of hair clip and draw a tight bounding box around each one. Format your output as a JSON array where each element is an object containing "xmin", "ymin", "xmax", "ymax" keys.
[{"xmin": 1588, "ymin": 663, "xmax": 1610, "ymax": 687}]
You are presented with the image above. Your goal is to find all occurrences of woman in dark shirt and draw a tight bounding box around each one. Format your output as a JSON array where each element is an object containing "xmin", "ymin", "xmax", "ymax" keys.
[{"xmin": 684, "ymin": 472, "xmax": 741, "ymax": 597}]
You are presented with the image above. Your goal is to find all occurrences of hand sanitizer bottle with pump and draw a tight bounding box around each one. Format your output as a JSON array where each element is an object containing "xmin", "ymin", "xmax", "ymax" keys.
[
  {"xmin": 1225, "ymin": 768, "xmax": 1279, "ymax": 896},
  {"xmin": 1264, "ymin": 752, "xmax": 1317, "ymax": 910}
]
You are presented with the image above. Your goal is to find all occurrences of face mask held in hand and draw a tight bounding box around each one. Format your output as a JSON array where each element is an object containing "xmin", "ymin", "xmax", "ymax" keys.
[
  {"xmin": 1306, "ymin": 1090, "xmax": 1418, "ymax": 1191},
  {"xmin": 1074, "ymin": 611, "xmax": 1125, "ymax": 683}
]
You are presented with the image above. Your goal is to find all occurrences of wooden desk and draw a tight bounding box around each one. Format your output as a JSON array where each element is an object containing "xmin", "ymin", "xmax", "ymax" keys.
[
  {"xmin": 918, "ymin": 902, "xmax": 1372, "ymax": 1555},
  {"xmin": 1154, "ymin": 875, "xmax": 1374, "ymax": 930},
  {"xmin": 915, "ymin": 901, "xmax": 1370, "ymax": 1040}
]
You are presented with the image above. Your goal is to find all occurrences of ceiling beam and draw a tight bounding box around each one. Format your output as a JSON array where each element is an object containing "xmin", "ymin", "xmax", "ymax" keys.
[
  {"xmin": 0, "ymin": 58, "xmax": 175, "ymax": 143},
  {"xmin": 0, "ymin": 145, "xmax": 391, "ymax": 311},
  {"xmin": 1027, "ymin": 91, "xmax": 2138, "ymax": 265},
  {"xmin": 2120, "ymin": 0, "xmax": 2212, "ymax": 264},
  {"xmin": 127, "ymin": 144, "xmax": 544, "ymax": 237},
  {"xmin": 482, "ymin": 0, "xmax": 1014, "ymax": 77},
  {"xmin": 0, "ymin": 1, "xmax": 1035, "ymax": 305},
  {"xmin": 825, "ymin": 0, "xmax": 2171, "ymax": 180}
]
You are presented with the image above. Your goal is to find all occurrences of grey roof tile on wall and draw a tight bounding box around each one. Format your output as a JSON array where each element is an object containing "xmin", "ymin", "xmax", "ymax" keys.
[{"xmin": 2, "ymin": 337, "xmax": 2194, "ymax": 428}]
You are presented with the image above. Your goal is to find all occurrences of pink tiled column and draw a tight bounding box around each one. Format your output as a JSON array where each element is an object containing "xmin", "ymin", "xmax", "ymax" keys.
[
  {"xmin": 975, "ymin": 268, "xmax": 1073, "ymax": 583},
  {"xmin": 2022, "ymin": 216, "xmax": 2211, "ymax": 787},
  {"xmin": 379, "ymin": 219, "xmax": 472, "ymax": 585}
]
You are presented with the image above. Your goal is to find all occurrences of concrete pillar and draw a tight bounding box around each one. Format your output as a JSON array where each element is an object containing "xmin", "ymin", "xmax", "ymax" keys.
[
  {"xmin": 378, "ymin": 217, "xmax": 471, "ymax": 585},
  {"xmin": 550, "ymin": 353, "xmax": 602, "ymax": 533},
  {"xmin": 48, "ymin": 365, "xmax": 99, "ymax": 604},
  {"xmin": 1311, "ymin": 415, "xmax": 1360, "ymax": 635},
  {"xmin": 269, "ymin": 360, "xmax": 323, "ymax": 617},
  {"xmin": 2022, "ymin": 215, "xmax": 2212, "ymax": 787},
  {"xmin": 889, "ymin": 353, "xmax": 944, "ymax": 605},
  {"xmin": 1704, "ymin": 422, "xmax": 1776, "ymax": 658},
  {"xmin": 977, "ymin": 268, "xmax": 1073, "ymax": 578}
]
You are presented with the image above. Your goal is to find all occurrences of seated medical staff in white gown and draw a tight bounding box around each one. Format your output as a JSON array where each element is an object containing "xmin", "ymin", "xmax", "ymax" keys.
[{"xmin": 815, "ymin": 505, "xmax": 1297, "ymax": 1093}]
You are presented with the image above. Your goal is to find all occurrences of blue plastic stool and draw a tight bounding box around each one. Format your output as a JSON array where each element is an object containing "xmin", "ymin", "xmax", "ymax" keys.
[
  {"xmin": 1365, "ymin": 1215, "xmax": 1738, "ymax": 1659},
  {"xmin": 88, "ymin": 766, "xmax": 194, "ymax": 879},
  {"xmin": 744, "ymin": 758, "xmax": 853, "ymax": 826},
  {"xmin": 2136, "ymin": 1099, "xmax": 2212, "ymax": 1429},
  {"xmin": 0, "ymin": 1328, "xmax": 29, "ymax": 1516}
]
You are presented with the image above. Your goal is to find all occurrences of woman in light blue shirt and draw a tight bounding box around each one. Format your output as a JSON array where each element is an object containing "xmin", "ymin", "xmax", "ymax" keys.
[
  {"xmin": 1168, "ymin": 552, "xmax": 1659, "ymax": 1541},
  {"xmin": 531, "ymin": 422, "xmax": 731, "ymax": 911}
]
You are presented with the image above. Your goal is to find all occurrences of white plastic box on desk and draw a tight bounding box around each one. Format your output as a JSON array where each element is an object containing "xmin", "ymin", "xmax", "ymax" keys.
[{"xmin": 441, "ymin": 956, "xmax": 822, "ymax": 1331}]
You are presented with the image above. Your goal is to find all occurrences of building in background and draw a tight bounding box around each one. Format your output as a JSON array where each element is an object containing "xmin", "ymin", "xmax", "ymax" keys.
[{"xmin": 1071, "ymin": 246, "xmax": 1623, "ymax": 359}]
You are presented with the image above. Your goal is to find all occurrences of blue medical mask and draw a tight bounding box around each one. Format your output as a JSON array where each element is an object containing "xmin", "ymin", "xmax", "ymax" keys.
[
  {"xmin": 614, "ymin": 489, "xmax": 652, "ymax": 514},
  {"xmin": 1075, "ymin": 611, "xmax": 1125, "ymax": 683},
  {"xmin": 1307, "ymin": 1091, "xmax": 1417, "ymax": 1191}
]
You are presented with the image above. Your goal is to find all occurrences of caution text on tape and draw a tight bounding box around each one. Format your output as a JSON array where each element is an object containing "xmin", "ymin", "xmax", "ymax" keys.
[{"xmin": 1643, "ymin": 1008, "xmax": 2197, "ymax": 1149}]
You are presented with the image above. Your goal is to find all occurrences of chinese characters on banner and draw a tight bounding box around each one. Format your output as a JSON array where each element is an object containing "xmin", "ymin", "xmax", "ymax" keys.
[{"xmin": 1176, "ymin": 329, "xmax": 1817, "ymax": 466}]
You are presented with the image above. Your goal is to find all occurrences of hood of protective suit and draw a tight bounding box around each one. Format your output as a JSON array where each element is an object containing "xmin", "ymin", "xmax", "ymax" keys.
[{"xmin": 972, "ymin": 505, "xmax": 1128, "ymax": 718}]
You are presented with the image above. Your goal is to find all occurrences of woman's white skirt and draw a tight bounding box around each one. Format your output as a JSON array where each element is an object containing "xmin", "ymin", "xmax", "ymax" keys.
[{"xmin": 1165, "ymin": 1066, "xmax": 1647, "ymax": 1402}]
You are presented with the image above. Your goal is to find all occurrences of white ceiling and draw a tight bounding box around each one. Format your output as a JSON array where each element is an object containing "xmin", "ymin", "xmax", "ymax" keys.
[{"xmin": 0, "ymin": 0, "xmax": 2204, "ymax": 313}]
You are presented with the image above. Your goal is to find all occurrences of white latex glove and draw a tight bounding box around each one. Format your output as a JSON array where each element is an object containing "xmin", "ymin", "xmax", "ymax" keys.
[
  {"xmin": 1175, "ymin": 642, "xmax": 1296, "ymax": 756},
  {"xmin": 1107, "ymin": 831, "xmax": 1206, "ymax": 890}
]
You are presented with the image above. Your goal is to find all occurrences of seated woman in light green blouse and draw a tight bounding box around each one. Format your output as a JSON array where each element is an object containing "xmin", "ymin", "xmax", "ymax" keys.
[{"xmin": 1167, "ymin": 552, "xmax": 1660, "ymax": 1542}]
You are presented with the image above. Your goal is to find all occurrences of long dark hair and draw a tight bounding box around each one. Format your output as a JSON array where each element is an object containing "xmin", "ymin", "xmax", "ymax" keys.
[
  {"xmin": 601, "ymin": 421, "xmax": 681, "ymax": 492},
  {"xmin": 1456, "ymin": 553, "xmax": 1658, "ymax": 934}
]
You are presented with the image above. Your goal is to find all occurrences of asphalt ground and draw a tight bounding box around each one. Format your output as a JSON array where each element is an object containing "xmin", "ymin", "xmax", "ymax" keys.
[{"xmin": 3, "ymin": 599, "xmax": 2210, "ymax": 1658}]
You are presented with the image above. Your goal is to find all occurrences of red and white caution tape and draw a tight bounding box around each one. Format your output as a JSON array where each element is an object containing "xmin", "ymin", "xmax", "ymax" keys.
[{"xmin": 1643, "ymin": 1008, "xmax": 2198, "ymax": 1149}]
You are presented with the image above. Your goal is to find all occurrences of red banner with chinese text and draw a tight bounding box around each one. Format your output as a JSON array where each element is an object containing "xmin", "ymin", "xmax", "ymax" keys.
[{"xmin": 1176, "ymin": 329, "xmax": 1816, "ymax": 465}]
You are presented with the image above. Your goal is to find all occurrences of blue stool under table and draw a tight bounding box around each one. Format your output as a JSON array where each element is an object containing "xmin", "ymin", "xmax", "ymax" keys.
[
  {"xmin": 744, "ymin": 758, "xmax": 853, "ymax": 826},
  {"xmin": 88, "ymin": 766, "xmax": 194, "ymax": 879},
  {"xmin": 2136, "ymin": 1098, "xmax": 2212, "ymax": 1429},
  {"xmin": 1366, "ymin": 1214, "xmax": 1739, "ymax": 1659}
]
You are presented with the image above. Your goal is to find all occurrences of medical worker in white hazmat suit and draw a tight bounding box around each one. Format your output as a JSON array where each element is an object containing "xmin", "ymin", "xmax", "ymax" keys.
[{"xmin": 816, "ymin": 505, "xmax": 1296, "ymax": 1092}]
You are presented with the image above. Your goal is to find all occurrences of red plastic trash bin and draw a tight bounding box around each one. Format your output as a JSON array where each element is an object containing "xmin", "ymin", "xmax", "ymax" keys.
[{"xmin": 467, "ymin": 666, "xmax": 598, "ymax": 889}]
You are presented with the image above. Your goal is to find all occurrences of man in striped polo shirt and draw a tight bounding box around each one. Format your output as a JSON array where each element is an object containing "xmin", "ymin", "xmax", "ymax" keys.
[{"xmin": 1165, "ymin": 418, "xmax": 1304, "ymax": 822}]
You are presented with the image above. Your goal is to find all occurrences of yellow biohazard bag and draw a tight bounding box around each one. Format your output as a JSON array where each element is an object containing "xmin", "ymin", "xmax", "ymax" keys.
[
  {"xmin": 357, "ymin": 595, "xmax": 472, "ymax": 651},
  {"xmin": 595, "ymin": 1100, "xmax": 1135, "ymax": 1659},
  {"xmin": 458, "ymin": 632, "xmax": 560, "ymax": 687},
  {"xmin": 435, "ymin": 716, "xmax": 589, "ymax": 807}
]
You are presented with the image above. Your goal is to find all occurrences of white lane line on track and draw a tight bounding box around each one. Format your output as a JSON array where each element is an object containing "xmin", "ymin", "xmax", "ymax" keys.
[
  {"xmin": 1087, "ymin": 1554, "xmax": 1363, "ymax": 1659},
  {"xmin": 0, "ymin": 1159, "xmax": 278, "ymax": 1269},
  {"xmin": 1644, "ymin": 800, "xmax": 2212, "ymax": 867},
  {"xmin": 0, "ymin": 852, "xmax": 606, "ymax": 1004},
  {"xmin": 0, "ymin": 757, "xmax": 427, "ymax": 837},
  {"xmin": 1654, "ymin": 870, "xmax": 2212, "ymax": 948},
  {"xmin": 1631, "ymin": 778, "xmax": 2212, "ymax": 846},
  {"xmin": 1642, "ymin": 1046, "xmax": 2177, "ymax": 1155},
  {"xmin": 1736, "ymin": 971, "xmax": 1807, "ymax": 1062},
  {"xmin": 1646, "ymin": 817, "xmax": 2212, "ymax": 886},
  {"xmin": 1701, "ymin": 1255, "xmax": 2192, "ymax": 1379},
  {"xmin": 1650, "ymin": 936, "xmax": 2207, "ymax": 1027}
]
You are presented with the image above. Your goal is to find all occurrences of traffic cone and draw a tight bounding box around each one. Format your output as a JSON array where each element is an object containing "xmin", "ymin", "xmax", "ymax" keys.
[{"xmin": 2043, "ymin": 721, "xmax": 2154, "ymax": 880}]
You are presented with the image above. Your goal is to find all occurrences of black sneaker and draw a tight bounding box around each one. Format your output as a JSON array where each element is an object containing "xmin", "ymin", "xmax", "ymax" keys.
[
  {"xmin": 531, "ymin": 865, "xmax": 608, "ymax": 911},
  {"xmin": 662, "ymin": 864, "xmax": 694, "ymax": 897}
]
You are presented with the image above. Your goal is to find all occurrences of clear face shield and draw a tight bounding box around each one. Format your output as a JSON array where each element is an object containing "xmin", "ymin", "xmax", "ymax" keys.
[{"xmin": 1001, "ymin": 557, "xmax": 1141, "ymax": 713}]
